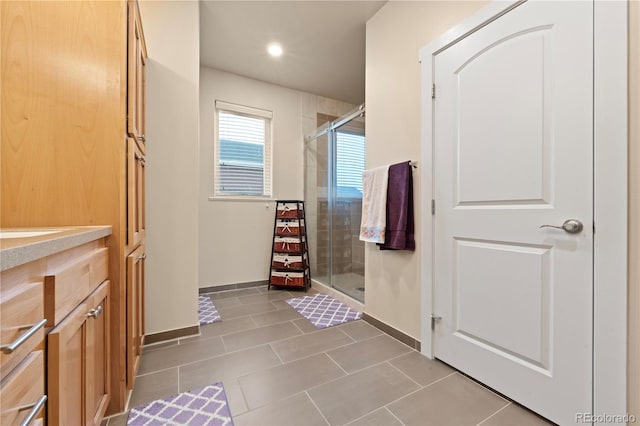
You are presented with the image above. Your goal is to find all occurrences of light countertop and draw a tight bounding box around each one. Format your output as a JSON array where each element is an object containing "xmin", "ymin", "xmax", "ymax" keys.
[{"xmin": 0, "ymin": 226, "xmax": 112, "ymax": 271}]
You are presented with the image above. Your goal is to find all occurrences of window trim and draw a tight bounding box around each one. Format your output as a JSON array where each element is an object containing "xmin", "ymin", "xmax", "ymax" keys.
[{"xmin": 212, "ymin": 100, "xmax": 273, "ymax": 199}]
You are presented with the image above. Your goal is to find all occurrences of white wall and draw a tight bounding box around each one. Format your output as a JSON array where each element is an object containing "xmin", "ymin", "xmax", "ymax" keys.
[
  {"xmin": 137, "ymin": 1, "xmax": 200, "ymax": 334},
  {"xmin": 199, "ymin": 67, "xmax": 353, "ymax": 288},
  {"xmin": 365, "ymin": 1, "xmax": 488, "ymax": 340}
]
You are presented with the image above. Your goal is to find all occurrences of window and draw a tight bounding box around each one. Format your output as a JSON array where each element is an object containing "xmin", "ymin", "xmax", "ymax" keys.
[
  {"xmin": 336, "ymin": 130, "xmax": 365, "ymax": 198},
  {"xmin": 214, "ymin": 101, "xmax": 272, "ymax": 198}
]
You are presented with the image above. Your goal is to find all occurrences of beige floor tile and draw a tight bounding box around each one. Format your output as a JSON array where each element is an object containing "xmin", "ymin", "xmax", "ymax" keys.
[
  {"xmin": 251, "ymin": 308, "xmax": 304, "ymax": 327},
  {"xmin": 336, "ymin": 320, "xmax": 383, "ymax": 341},
  {"xmin": 223, "ymin": 321, "xmax": 301, "ymax": 352},
  {"xmin": 389, "ymin": 351, "xmax": 455, "ymax": 386},
  {"xmin": 481, "ymin": 403, "xmax": 552, "ymax": 425},
  {"xmin": 292, "ymin": 317, "xmax": 320, "ymax": 333},
  {"xmin": 239, "ymin": 353, "xmax": 345, "ymax": 410},
  {"xmin": 143, "ymin": 340, "xmax": 179, "ymax": 352},
  {"xmin": 387, "ymin": 373, "xmax": 508, "ymax": 426},
  {"xmin": 137, "ymin": 336, "xmax": 225, "ymax": 375},
  {"xmin": 271, "ymin": 327, "xmax": 354, "ymax": 362},
  {"xmin": 347, "ymin": 408, "xmax": 403, "ymax": 426},
  {"xmin": 210, "ymin": 288, "xmax": 261, "ymax": 300},
  {"xmin": 308, "ymin": 362, "xmax": 420, "ymax": 425},
  {"xmin": 238, "ymin": 290, "xmax": 293, "ymax": 305},
  {"xmin": 183, "ymin": 316, "xmax": 256, "ymax": 342},
  {"xmin": 271, "ymin": 299, "xmax": 295, "ymax": 310},
  {"xmin": 179, "ymin": 344, "xmax": 281, "ymax": 391},
  {"xmin": 257, "ymin": 286, "xmax": 270, "ymax": 294},
  {"xmin": 105, "ymin": 412, "xmax": 129, "ymax": 426},
  {"xmin": 208, "ymin": 296, "xmax": 242, "ymax": 309},
  {"xmin": 218, "ymin": 301, "xmax": 277, "ymax": 320},
  {"xmin": 234, "ymin": 392, "xmax": 328, "ymax": 426},
  {"xmin": 220, "ymin": 378, "xmax": 249, "ymax": 417},
  {"xmin": 129, "ymin": 368, "xmax": 179, "ymax": 409},
  {"xmin": 326, "ymin": 335, "xmax": 412, "ymax": 373}
]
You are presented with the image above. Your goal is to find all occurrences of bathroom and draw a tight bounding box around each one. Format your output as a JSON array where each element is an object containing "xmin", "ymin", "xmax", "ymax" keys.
[{"xmin": 1, "ymin": 0, "xmax": 637, "ymax": 424}]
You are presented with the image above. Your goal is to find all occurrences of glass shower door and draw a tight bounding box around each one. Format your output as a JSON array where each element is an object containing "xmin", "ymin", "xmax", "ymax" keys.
[{"xmin": 330, "ymin": 116, "xmax": 365, "ymax": 302}]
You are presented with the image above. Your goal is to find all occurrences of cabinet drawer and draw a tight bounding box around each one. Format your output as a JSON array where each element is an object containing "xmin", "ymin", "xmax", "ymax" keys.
[
  {"xmin": 0, "ymin": 350, "xmax": 46, "ymax": 426},
  {"xmin": 45, "ymin": 247, "xmax": 108, "ymax": 326},
  {"xmin": 0, "ymin": 282, "xmax": 45, "ymax": 378}
]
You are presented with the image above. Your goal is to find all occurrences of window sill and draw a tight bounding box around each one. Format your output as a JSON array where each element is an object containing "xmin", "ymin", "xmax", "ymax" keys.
[{"xmin": 208, "ymin": 196, "xmax": 276, "ymax": 202}]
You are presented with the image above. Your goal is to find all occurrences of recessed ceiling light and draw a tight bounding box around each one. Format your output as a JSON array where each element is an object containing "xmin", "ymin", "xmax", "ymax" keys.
[{"xmin": 267, "ymin": 43, "xmax": 283, "ymax": 57}]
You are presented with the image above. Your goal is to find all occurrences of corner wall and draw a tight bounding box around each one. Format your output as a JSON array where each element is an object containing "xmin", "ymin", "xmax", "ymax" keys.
[
  {"xmin": 364, "ymin": 1, "xmax": 489, "ymax": 340},
  {"xmin": 137, "ymin": 1, "xmax": 200, "ymax": 334},
  {"xmin": 199, "ymin": 66, "xmax": 353, "ymax": 288}
]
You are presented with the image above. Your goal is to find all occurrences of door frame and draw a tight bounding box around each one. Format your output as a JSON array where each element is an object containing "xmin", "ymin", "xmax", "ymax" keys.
[{"xmin": 419, "ymin": 0, "xmax": 628, "ymax": 419}]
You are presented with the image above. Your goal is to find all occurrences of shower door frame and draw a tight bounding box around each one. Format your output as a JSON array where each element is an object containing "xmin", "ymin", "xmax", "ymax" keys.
[{"xmin": 305, "ymin": 104, "xmax": 365, "ymax": 299}]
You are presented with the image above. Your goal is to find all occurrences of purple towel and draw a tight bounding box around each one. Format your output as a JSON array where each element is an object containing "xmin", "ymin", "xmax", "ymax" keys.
[{"xmin": 378, "ymin": 161, "xmax": 415, "ymax": 251}]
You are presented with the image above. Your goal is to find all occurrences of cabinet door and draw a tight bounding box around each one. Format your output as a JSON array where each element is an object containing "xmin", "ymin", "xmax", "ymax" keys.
[
  {"xmin": 126, "ymin": 245, "xmax": 145, "ymax": 389},
  {"xmin": 127, "ymin": 137, "xmax": 146, "ymax": 247},
  {"xmin": 48, "ymin": 281, "xmax": 110, "ymax": 426},
  {"xmin": 85, "ymin": 281, "xmax": 110, "ymax": 426},
  {"xmin": 127, "ymin": 0, "xmax": 146, "ymax": 142}
]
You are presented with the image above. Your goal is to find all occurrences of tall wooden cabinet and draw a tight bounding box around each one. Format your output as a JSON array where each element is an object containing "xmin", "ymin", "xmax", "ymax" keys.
[{"xmin": 1, "ymin": 0, "xmax": 147, "ymax": 415}]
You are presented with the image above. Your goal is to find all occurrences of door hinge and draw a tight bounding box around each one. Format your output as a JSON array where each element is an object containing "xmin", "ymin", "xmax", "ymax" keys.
[
  {"xmin": 430, "ymin": 314, "xmax": 442, "ymax": 331},
  {"xmin": 431, "ymin": 83, "xmax": 436, "ymax": 99},
  {"xmin": 431, "ymin": 199, "xmax": 436, "ymax": 215}
]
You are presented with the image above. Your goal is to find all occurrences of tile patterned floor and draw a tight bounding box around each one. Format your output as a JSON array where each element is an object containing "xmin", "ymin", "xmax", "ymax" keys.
[{"xmin": 104, "ymin": 286, "xmax": 551, "ymax": 426}]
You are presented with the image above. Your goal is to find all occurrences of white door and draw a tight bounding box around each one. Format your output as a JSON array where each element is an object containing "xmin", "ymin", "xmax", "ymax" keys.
[{"xmin": 433, "ymin": 1, "xmax": 593, "ymax": 424}]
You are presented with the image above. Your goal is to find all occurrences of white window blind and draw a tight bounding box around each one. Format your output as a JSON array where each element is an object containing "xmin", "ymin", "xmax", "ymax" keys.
[
  {"xmin": 336, "ymin": 130, "xmax": 365, "ymax": 198},
  {"xmin": 214, "ymin": 101, "xmax": 272, "ymax": 197}
]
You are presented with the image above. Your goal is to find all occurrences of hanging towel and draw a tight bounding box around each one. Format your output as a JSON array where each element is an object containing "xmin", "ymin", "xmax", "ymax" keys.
[
  {"xmin": 378, "ymin": 161, "xmax": 415, "ymax": 251},
  {"xmin": 359, "ymin": 165, "xmax": 390, "ymax": 243}
]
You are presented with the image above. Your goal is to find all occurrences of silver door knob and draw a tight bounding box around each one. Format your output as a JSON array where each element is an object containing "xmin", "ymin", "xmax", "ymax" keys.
[{"xmin": 539, "ymin": 219, "xmax": 583, "ymax": 234}]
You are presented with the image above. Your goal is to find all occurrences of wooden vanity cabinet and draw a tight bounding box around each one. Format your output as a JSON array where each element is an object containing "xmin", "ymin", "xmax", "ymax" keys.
[
  {"xmin": 128, "ymin": 0, "xmax": 147, "ymax": 143},
  {"xmin": 126, "ymin": 245, "xmax": 145, "ymax": 388},
  {"xmin": 127, "ymin": 137, "xmax": 146, "ymax": 248},
  {"xmin": 1, "ymin": 0, "xmax": 147, "ymax": 414},
  {"xmin": 48, "ymin": 281, "xmax": 110, "ymax": 426}
]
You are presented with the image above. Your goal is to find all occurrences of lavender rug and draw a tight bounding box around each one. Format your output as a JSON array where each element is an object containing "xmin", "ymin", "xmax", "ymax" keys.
[
  {"xmin": 199, "ymin": 296, "xmax": 221, "ymax": 325},
  {"xmin": 127, "ymin": 383, "xmax": 233, "ymax": 426},
  {"xmin": 286, "ymin": 293, "xmax": 362, "ymax": 329}
]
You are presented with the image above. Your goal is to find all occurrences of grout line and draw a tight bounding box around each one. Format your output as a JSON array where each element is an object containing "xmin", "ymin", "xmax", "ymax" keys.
[
  {"xmin": 304, "ymin": 391, "xmax": 331, "ymax": 426},
  {"xmin": 385, "ymin": 407, "xmax": 406, "ymax": 426},
  {"xmin": 291, "ymin": 319, "xmax": 307, "ymax": 333},
  {"xmin": 333, "ymin": 325, "xmax": 358, "ymax": 343},
  {"xmin": 332, "ymin": 345, "xmax": 414, "ymax": 376},
  {"xmin": 477, "ymin": 402, "xmax": 512, "ymax": 425},
  {"xmin": 386, "ymin": 360, "xmax": 423, "ymax": 389},
  {"xmin": 136, "ymin": 365, "xmax": 178, "ymax": 378},
  {"xmin": 324, "ymin": 351, "xmax": 350, "ymax": 376},
  {"xmin": 269, "ymin": 342, "xmax": 285, "ymax": 364},
  {"xmin": 457, "ymin": 372, "xmax": 511, "ymax": 404}
]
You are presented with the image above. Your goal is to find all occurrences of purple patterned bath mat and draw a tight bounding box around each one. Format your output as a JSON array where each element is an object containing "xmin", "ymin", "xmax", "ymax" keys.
[
  {"xmin": 127, "ymin": 383, "xmax": 234, "ymax": 426},
  {"xmin": 286, "ymin": 293, "xmax": 362, "ymax": 329},
  {"xmin": 199, "ymin": 296, "xmax": 221, "ymax": 325}
]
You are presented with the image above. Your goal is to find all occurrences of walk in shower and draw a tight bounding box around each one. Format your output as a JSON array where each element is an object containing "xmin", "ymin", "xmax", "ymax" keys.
[{"xmin": 305, "ymin": 105, "xmax": 366, "ymax": 302}]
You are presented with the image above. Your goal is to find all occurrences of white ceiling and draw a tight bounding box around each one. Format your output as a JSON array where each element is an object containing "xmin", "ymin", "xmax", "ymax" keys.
[{"xmin": 199, "ymin": 1, "xmax": 386, "ymax": 105}]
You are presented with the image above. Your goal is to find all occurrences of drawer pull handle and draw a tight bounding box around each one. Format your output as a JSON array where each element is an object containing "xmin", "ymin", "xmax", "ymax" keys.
[
  {"xmin": 18, "ymin": 394, "xmax": 47, "ymax": 426},
  {"xmin": 86, "ymin": 305, "xmax": 103, "ymax": 319},
  {"xmin": 0, "ymin": 319, "xmax": 47, "ymax": 354}
]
